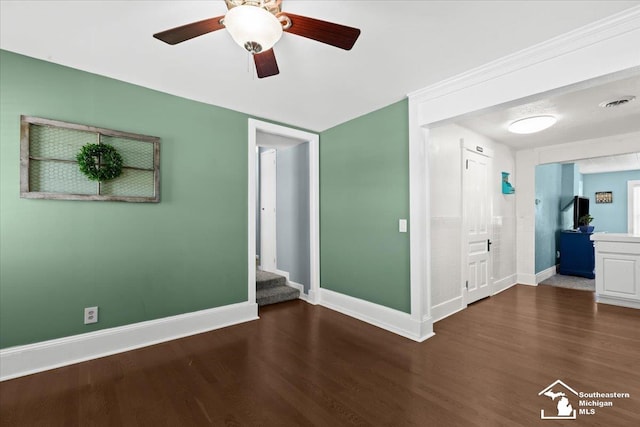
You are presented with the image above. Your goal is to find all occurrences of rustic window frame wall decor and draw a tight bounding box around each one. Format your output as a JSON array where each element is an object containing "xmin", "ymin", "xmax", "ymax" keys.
[{"xmin": 20, "ymin": 116, "xmax": 160, "ymax": 203}]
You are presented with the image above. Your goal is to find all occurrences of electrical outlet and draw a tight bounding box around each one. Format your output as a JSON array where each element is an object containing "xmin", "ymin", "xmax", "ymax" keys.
[{"xmin": 84, "ymin": 306, "xmax": 98, "ymax": 324}]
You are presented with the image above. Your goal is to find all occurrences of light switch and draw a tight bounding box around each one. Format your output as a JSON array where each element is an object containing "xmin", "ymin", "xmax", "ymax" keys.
[{"xmin": 399, "ymin": 219, "xmax": 407, "ymax": 233}]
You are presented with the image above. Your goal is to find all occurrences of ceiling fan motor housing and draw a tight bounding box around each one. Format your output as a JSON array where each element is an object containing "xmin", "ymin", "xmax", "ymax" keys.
[{"xmin": 225, "ymin": 0, "xmax": 282, "ymax": 15}]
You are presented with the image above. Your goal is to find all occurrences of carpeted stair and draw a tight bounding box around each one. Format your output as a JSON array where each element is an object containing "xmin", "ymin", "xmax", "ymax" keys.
[{"xmin": 256, "ymin": 270, "xmax": 300, "ymax": 306}]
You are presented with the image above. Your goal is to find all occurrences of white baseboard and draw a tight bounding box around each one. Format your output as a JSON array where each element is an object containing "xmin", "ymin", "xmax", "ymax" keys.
[
  {"xmin": 307, "ymin": 289, "xmax": 319, "ymax": 305},
  {"xmin": 431, "ymin": 275, "xmax": 518, "ymax": 323},
  {"xmin": 0, "ymin": 302, "xmax": 258, "ymax": 381},
  {"xmin": 274, "ymin": 268, "xmax": 310, "ymax": 303},
  {"xmin": 287, "ymin": 280, "xmax": 309, "ymax": 302},
  {"xmin": 319, "ymin": 288, "xmax": 434, "ymax": 342},
  {"xmin": 517, "ymin": 273, "xmax": 538, "ymax": 286},
  {"xmin": 596, "ymin": 294, "xmax": 640, "ymax": 310},
  {"xmin": 493, "ymin": 274, "xmax": 518, "ymax": 295},
  {"xmin": 536, "ymin": 265, "xmax": 558, "ymax": 284},
  {"xmin": 431, "ymin": 296, "xmax": 465, "ymax": 323},
  {"xmin": 274, "ymin": 268, "xmax": 290, "ymax": 280}
]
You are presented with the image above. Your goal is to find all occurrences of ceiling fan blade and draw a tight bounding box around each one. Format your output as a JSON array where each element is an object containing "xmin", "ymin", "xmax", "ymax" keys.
[
  {"xmin": 153, "ymin": 16, "xmax": 225, "ymax": 45},
  {"xmin": 254, "ymin": 49, "xmax": 280, "ymax": 78},
  {"xmin": 282, "ymin": 13, "xmax": 360, "ymax": 50}
]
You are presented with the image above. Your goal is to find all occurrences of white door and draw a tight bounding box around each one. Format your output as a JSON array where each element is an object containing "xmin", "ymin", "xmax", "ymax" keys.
[
  {"xmin": 260, "ymin": 149, "xmax": 277, "ymax": 272},
  {"xmin": 463, "ymin": 145, "xmax": 493, "ymax": 304}
]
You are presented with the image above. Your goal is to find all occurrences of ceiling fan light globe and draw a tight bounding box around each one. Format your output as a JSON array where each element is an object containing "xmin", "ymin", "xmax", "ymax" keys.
[{"xmin": 224, "ymin": 5, "xmax": 283, "ymax": 53}]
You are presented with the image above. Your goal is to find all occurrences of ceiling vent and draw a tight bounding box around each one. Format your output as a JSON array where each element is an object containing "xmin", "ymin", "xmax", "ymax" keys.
[{"xmin": 599, "ymin": 96, "xmax": 636, "ymax": 108}]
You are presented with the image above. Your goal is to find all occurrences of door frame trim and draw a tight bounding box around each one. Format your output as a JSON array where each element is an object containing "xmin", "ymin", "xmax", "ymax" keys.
[{"xmin": 248, "ymin": 119, "xmax": 320, "ymax": 305}]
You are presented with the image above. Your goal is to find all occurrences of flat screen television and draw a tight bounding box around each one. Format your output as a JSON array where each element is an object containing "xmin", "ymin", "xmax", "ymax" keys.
[{"xmin": 573, "ymin": 196, "xmax": 589, "ymax": 230}]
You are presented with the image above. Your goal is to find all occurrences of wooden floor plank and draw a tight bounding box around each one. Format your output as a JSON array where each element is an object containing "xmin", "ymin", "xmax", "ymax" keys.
[{"xmin": 1, "ymin": 285, "xmax": 638, "ymax": 426}]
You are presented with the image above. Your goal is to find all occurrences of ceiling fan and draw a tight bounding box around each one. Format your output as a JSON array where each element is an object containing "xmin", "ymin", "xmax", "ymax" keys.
[{"xmin": 153, "ymin": 0, "xmax": 361, "ymax": 78}]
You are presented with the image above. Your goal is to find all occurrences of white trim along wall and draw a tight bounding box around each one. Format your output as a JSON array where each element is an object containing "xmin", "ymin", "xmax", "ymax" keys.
[
  {"xmin": 1, "ymin": 302, "xmax": 258, "ymax": 381},
  {"xmin": 408, "ymin": 7, "xmax": 640, "ymax": 321}
]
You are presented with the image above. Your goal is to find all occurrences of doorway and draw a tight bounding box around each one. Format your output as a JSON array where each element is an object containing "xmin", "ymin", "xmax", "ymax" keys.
[
  {"xmin": 247, "ymin": 119, "xmax": 320, "ymax": 306},
  {"xmin": 534, "ymin": 156, "xmax": 640, "ymax": 289}
]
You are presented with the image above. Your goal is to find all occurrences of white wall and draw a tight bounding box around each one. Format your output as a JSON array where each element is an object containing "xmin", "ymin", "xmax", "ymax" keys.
[
  {"xmin": 429, "ymin": 124, "xmax": 517, "ymax": 321},
  {"xmin": 428, "ymin": 125, "xmax": 462, "ymax": 320},
  {"xmin": 493, "ymin": 138, "xmax": 518, "ymax": 288}
]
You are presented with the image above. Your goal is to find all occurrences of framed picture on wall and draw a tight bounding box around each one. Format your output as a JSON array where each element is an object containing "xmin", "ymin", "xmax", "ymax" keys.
[
  {"xmin": 20, "ymin": 115, "xmax": 160, "ymax": 203},
  {"xmin": 595, "ymin": 191, "xmax": 613, "ymax": 203}
]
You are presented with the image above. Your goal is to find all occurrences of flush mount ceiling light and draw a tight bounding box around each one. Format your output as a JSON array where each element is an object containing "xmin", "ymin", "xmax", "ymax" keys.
[
  {"xmin": 508, "ymin": 115, "xmax": 557, "ymax": 134},
  {"xmin": 223, "ymin": 5, "xmax": 283, "ymax": 54}
]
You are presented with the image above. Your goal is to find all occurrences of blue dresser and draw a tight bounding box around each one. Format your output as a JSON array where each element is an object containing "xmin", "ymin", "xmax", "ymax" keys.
[{"xmin": 558, "ymin": 231, "xmax": 595, "ymax": 279}]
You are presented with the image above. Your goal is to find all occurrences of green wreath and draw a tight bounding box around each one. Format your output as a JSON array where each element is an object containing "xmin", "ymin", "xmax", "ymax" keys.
[{"xmin": 76, "ymin": 143, "xmax": 123, "ymax": 182}]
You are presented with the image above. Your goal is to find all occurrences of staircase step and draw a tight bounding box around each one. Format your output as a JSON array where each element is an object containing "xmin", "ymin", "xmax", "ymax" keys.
[
  {"xmin": 256, "ymin": 284, "xmax": 300, "ymax": 307},
  {"xmin": 256, "ymin": 270, "xmax": 287, "ymax": 290}
]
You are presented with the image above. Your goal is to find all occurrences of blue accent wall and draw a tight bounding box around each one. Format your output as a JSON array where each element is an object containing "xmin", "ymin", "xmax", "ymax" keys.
[
  {"xmin": 535, "ymin": 164, "xmax": 563, "ymax": 273},
  {"xmin": 583, "ymin": 170, "xmax": 640, "ymax": 233}
]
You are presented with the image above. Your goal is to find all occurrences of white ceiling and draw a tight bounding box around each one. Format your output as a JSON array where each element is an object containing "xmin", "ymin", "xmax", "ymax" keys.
[
  {"xmin": 452, "ymin": 67, "xmax": 640, "ymax": 174},
  {"xmin": 455, "ymin": 72, "xmax": 640, "ymax": 149},
  {"xmin": 1, "ymin": 1, "xmax": 639, "ymax": 132}
]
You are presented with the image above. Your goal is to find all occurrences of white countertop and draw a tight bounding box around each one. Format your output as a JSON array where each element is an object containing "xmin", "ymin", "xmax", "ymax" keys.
[{"xmin": 590, "ymin": 233, "xmax": 640, "ymax": 243}]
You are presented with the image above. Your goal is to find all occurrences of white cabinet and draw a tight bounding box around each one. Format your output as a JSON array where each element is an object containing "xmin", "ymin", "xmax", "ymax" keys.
[{"xmin": 591, "ymin": 233, "xmax": 640, "ymax": 310}]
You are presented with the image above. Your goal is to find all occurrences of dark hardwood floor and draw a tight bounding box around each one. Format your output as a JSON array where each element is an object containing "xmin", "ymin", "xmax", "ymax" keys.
[{"xmin": 1, "ymin": 285, "xmax": 639, "ymax": 426}]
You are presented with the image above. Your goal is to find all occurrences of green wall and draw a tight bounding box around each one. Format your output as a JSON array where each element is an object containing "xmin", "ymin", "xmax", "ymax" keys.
[
  {"xmin": 0, "ymin": 50, "xmax": 250, "ymax": 348},
  {"xmin": 319, "ymin": 100, "xmax": 410, "ymax": 312}
]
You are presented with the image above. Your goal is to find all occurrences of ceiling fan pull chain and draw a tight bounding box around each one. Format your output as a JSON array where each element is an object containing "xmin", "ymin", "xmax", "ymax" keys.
[{"xmin": 247, "ymin": 52, "xmax": 255, "ymax": 80}]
